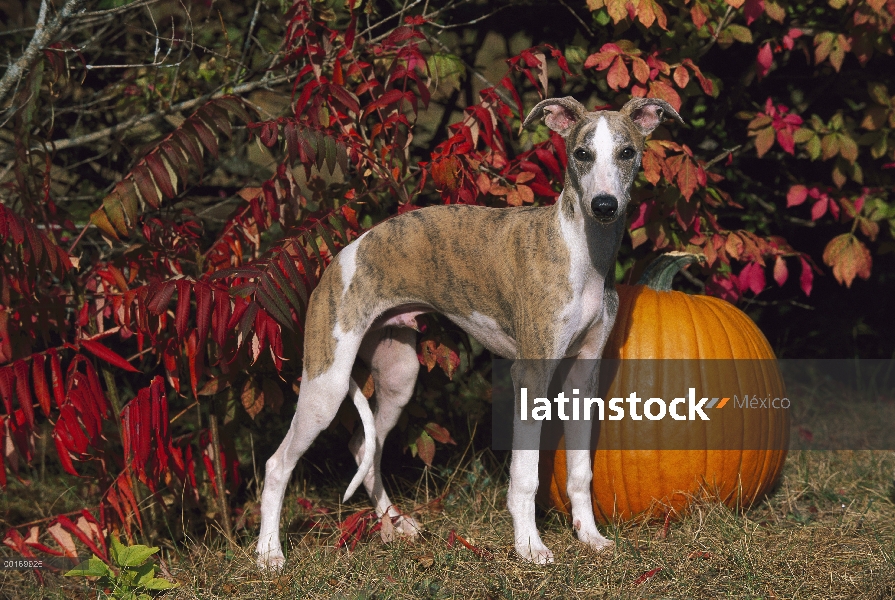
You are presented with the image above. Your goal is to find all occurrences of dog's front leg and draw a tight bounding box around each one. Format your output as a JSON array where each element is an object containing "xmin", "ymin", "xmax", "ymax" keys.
[
  {"xmin": 561, "ymin": 357, "xmax": 614, "ymax": 553},
  {"xmin": 508, "ymin": 359, "xmax": 556, "ymax": 564}
]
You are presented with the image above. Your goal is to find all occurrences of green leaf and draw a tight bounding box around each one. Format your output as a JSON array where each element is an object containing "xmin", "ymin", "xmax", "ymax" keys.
[
  {"xmin": 793, "ymin": 128, "xmax": 816, "ymax": 144},
  {"xmin": 821, "ymin": 133, "xmax": 840, "ymax": 160},
  {"xmin": 65, "ymin": 556, "xmax": 112, "ymax": 578},
  {"xmin": 838, "ymin": 135, "xmax": 858, "ymax": 162},
  {"xmin": 870, "ymin": 132, "xmax": 888, "ymax": 159},
  {"xmin": 726, "ymin": 24, "xmax": 753, "ymax": 44},
  {"xmin": 754, "ymin": 126, "xmax": 775, "ymax": 157},
  {"xmin": 133, "ymin": 562, "xmax": 157, "ymax": 587},
  {"xmin": 109, "ymin": 533, "xmax": 125, "ymax": 566},
  {"xmin": 323, "ymin": 134, "xmax": 338, "ymax": 175},
  {"xmin": 564, "ymin": 46, "xmax": 588, "ymax": 65},
  {"xmin": 805, "ymin": 135, "xmax": 822, "ymax": 160},
  {"xmin": 868, "ymin": 81, "xmax": 890, "ymax": 106},
  {"xmin": 115, "ymin": 543, "xmax": 160, "ymax": 568},
  {"xmin": 426, "ymin": 53, "xmax": 466, "ymax": 87},
  {"xmin": 143, "ymin": 577, "xmax": 177, "ymax": 590},
  {"xmin": 829, "ymin": 112, "xmax": 844, "ymax": 130},
  {"xmin": 814, "ymin": 31, "xmax": 835, "ymax": 64}
]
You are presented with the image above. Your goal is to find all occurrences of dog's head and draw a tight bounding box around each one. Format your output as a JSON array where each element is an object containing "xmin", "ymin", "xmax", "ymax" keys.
[{"xmin": 523, "ymin": 96, "xmax": 683, "ymax": 224}]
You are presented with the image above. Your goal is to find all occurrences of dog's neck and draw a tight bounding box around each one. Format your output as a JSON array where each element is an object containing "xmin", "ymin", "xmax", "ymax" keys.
[{"xmin": 555, "ymin": 186, "xmax": 626, "ymax": 285}]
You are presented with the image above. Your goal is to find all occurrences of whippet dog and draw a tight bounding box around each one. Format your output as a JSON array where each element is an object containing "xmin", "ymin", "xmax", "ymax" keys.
[{"xmin": 256, "ymin": 96, "xmax": 683, "ymax": 568}]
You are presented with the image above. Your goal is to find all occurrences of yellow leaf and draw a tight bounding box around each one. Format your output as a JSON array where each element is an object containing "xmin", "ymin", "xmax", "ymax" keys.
[{"xmin": 822, "ymin": 234, "xmax": 871, "ymax": 287}]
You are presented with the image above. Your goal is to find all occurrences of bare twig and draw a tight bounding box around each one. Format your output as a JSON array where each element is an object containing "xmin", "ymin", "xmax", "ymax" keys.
[
  {"xmin": 76, "ymin": 0, "xmax": 161, "ymax": 20},
  {"xmin": 429, "ymin": 36, "xmax": 513, "ymax": 105},
  {"xmin": 0, "ymin": 0, "xmax": 85, "ymax": 108},
  {"xmin": 426, "ymin": 5, "xmax": 511, "ymax": 30},
  {"xmin": 704, "ymin": 144, "xmax": 742, "ymax": 168},
  {"xmin": 556, "ymin": 0, "xmax": 595, "ymax": 37},
  {"xmin": 358, "ymin": 0, "xmax": 426, "ymax": 40},
  {"xmin": 26, "ymin": 72, "xmax": 294, "ymax": 154},
  {"xmin": 83, "ymin": 4, "xmax": 183, "ymax": 70},
  {"xmin": 678, "ymin": 266, "xmax": 706, "ymax": 290},
  {"xmin": 696, "ymin": 6, "xmax": 735, "ymax": 59},
  {"xmin": 237, "ymin": 0, "xmax": 262, "ymax": 82}
]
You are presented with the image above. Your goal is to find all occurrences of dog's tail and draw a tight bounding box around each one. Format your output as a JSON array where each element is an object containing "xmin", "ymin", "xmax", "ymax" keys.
[{"xmin": 343, "ymin": 377, "xmax": 376, "ymax": 502}]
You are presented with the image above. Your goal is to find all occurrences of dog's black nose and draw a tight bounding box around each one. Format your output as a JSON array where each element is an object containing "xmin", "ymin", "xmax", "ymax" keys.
[{"xmin": 591, "ymin": 195, "xmax": 618, "ymax": 219}]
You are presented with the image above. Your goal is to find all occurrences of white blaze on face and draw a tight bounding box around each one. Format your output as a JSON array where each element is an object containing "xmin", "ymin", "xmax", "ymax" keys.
[{"xmin": 579, "ymin": 116, "xmax": 621, "ymax": 203}]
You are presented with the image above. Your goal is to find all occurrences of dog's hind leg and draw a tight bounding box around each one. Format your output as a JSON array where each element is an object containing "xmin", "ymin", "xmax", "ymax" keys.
[
  {"xmin": 256, "ymin": 331, "xmax": 364, "ymax": 570},
  {"xmin": 349, "ymin": 326, "xmax": 421, "ymax": 539}
]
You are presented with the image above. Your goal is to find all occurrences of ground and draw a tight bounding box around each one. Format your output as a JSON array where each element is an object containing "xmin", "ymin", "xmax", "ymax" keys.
[{"xmin": 2, "ymin": 449, "xmax": 893, "ymax": 599}]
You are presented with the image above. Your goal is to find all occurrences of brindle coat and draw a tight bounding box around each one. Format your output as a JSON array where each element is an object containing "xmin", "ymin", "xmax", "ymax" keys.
[{"xmin": 257, "ymin": 96, "xmax": 683, "ymax": 568}]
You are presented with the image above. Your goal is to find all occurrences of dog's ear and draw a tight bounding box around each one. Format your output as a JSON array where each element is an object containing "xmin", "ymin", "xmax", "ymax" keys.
[
  {"xmin": 522, "ymin": 97, "xmax": 587, "ymax": 137},
  {"xmin": 621, "ymin": 98, "xmax": 684, "ymax": 136}
]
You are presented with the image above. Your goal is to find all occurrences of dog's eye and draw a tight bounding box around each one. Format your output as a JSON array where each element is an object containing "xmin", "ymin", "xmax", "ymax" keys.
[
  {"xmin": 573, "ymin": 148, "xmax": 591, "ymax": 161},
  {"xmin": 619, "ymin": 147, "xmax": 636, "ymax": 160}
]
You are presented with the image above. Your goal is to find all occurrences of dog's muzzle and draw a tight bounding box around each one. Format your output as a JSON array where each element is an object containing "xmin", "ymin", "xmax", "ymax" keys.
[{"xmin": 591, "ymin": 195, "xmax": 618, "ymax": 223}]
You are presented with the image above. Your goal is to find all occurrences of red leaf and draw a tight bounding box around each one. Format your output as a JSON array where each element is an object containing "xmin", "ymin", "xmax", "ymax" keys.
[
  {"xmin": 31, "ymin": 354, "xmax": 52, "ymax": 417},
  {"xmin": 786, "ymin": 185, "xmax": 808, "ymax": 207},
  {"xmin": 776, "ymin": 127, "xmax": 795, "ymax": 154},
  {"xmin": 175, "ymin": 280, "xmax": 191, "ymax": 339},
  {"xmin": 799, "ymin": 256, "xmax": 813, "ymax": 296},
  {"xmin": 424, "ymin": 422, "xmax": 456, "ymax": 444},
  {"xmin": 738, "ymin": 261, "xmax": 767, "ymax": 295},
  {"xmin": 195, "ymin": 283, "xmax": 213, "ymax": 346},
  {"xmin": 673, "ymin": 65, "xmax": 689, "ymax": 88},
  {"xmin": 53, "ymin": 428, "xmax": 80, "ymax": 476},
  {"xmin": 810, "ymin": 197, "xmax": 828, "ymax": 221},
  {"xmin": 773, "ymin": 256, "xmax": 788, "ymax": 287},
  {"xmin": 189, "ymin": 120, "xmax": 219, "ymax": 159},
  {"xmin": 132, "ymin": 165, "xmax": 160, "ymax": 209},
  {"xmin": 13, "ymin": 360, "xmax": 34, "ymax": 428},
  {"xmin": 145, "ymin": 154, "xmax": 176, "ymax": 200},
  {"xmin": 116, "ymin": 473, "xmax": 143, "ymax": 529},
  {"xmin": 446, "ymin": 529, "xmax": 493, "ymax": 559},
  {"xmin": 364, "ymin": 88, "xmax": 406, "ymax": 115},
  {"xmin": 3, "ymin": 529, "xmax": 36, "ymax": 558},
  {"xmin": 213, "ymin": 289, "xmax": 232, "ymax": 348},
  {"xmin": 260, "ymin": 122, "xmax": 278, "ymax": 148},
  {"xmin": 417, "ymin": 431, "xmax": 435, "ymax": 466},
  {"xmin": 634, "ymin": 567, "xmax": 662, "ymax": 585},
  {"xmin": 81, "ymin": 340, "xmax": 140, "ymax": 373},
  {"xmin": 756, "ymin": 43, "xmax": 773, "ymax": 78},
  {"xmin": 0, "ymin": 366, "xmax": 14, "ymax": 415},
  {"xmin": 607, "ymin": 57, "xmax": 630, "ymax": 90},
  {"xmin": 744, "ymin": 0, "xmax": 765, "ymax": 24},
  {"xmin": 648, "ymin": 79, "xmax": 682, "ymax": 111},
  {"xmin": 54, "ymin": 515, "xmax": 106, "ymax": 560},
  {"xmin": 146, "ymin": 281, "xmax": 176, "ymax": 315}
]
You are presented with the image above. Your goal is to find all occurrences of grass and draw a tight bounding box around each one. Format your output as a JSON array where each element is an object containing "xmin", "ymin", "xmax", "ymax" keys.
[{"xmin": 4, "ymin": 449, "xmax": 894, "ymax": 599}]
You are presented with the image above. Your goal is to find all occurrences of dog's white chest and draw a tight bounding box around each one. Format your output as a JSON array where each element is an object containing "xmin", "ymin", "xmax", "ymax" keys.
[{"xmin": 559, "ymin": 275, "xmax": 606, "ymax": 357}]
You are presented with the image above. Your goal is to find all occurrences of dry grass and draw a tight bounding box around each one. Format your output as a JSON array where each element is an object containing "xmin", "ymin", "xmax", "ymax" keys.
[{"xmin": 5, "ymin": 449, "xmax": 894, "ymax": 599}]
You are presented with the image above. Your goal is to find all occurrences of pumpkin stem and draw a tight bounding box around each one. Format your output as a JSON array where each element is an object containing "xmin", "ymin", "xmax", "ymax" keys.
[{"xmin": 636, "ymin": 252, "xmax": 703, "ymax": 291}]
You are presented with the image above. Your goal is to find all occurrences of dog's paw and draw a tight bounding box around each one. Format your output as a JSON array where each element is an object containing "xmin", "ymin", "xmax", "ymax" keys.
[
  {"xmin": 394, "ymin": 514, "xmax": 421, "ymax": 538},
  {"xmin": 515, "ymin": 540, "xmax": 555, "ymax": 564},
  {"xmin": 379, "ymin": 513, "xmax": 421, "ymax": 543},
  {"xmin": 577, "ymin": 529, "xmax": 615, "ymax": 554},
  {"xmin": 256, "ymin": 551, "xmax": 286, "ymax": 572}
]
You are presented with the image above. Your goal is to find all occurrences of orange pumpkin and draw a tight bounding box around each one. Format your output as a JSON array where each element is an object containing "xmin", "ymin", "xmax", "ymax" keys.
[{"xmin": 538, "ymin": 253, "xmax": 789, "ymax": 522}]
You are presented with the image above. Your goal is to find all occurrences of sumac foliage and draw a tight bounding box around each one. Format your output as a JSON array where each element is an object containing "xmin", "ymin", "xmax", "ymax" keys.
[{"xmin": 0, "ymin": 0, "xmax": 893, "ymax": 562}]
